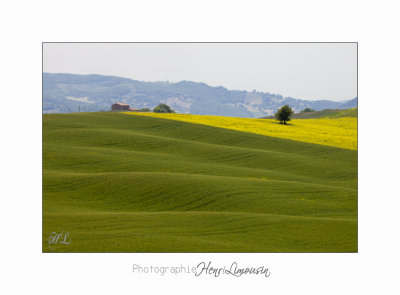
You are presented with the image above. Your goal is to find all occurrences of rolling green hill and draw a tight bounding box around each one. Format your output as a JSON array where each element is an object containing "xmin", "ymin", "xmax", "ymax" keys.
[
  {"xmin": 43, "ymin": 112, "xmax": 357, "ymax": 252},
  {"xmin": 292, "ymin": 108, "xmax": 358, "ymax": 119},
  {"xmin": 324, "ymin": 108, "xmax": 358, "ymax": 118},
  {"xmin": 264, "ymin": 108, "xmax": 358, "ymax": 119},
  {"xmin": 292, "ymin": 109, "xmax": 343, "ymax": 119}
]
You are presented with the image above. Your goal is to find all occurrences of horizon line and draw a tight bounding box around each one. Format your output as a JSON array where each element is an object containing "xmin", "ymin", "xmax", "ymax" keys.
[{"xmin": 43, "ymin": 72, "xmax": 357, "ymax": 103}]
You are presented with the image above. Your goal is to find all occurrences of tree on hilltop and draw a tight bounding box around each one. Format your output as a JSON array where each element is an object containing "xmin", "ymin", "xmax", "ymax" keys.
[
  {"xmin": 275, "ymin": 105, "xmax": 294, "ymax": 124},
  {"xmin": 153, "ymin": 103, "xmax": 175, "ymax": 113}
]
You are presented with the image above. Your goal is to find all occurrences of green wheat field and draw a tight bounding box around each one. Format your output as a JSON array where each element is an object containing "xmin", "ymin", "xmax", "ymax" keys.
[{"xmin": 43, "ymin": 112, "xmax": 357, "ymax": 252}]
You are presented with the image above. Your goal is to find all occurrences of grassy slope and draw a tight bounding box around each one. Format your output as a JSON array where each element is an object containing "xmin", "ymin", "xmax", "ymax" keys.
[
  {"xmin": 267, "ymin": 108, "xmax": 358, "ymax": 119},
  {"xmin": 43, "ymin": 112, "xmax": 357, "ymax": 252},
  {"xmin": 324, "ymin": 108, "xmax": 358, "ymax": 118},
  {"xmin": 292, "ymin": 109, "xmax": 343, "ymax": 119},
  {"xmin": 124, "ymin": 112, "xmax": 357, "ymax": 150}
]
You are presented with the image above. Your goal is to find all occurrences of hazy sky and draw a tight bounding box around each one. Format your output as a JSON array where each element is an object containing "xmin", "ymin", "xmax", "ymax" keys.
[{"xmin": 43, "ymin": 43, "xmax": 357, "ymax": 102}]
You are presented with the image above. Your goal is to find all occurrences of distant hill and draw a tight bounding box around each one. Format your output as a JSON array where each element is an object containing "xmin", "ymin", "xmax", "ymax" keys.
[{"xmin": 43, "ymin": 73, "xmax": 358, "ymax": 118}]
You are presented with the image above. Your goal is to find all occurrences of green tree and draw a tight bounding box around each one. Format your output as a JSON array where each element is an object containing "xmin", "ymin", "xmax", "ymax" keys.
[
  {"xmin": 140, "ymin": 108, "xmax": 151, "ymax": 112},
  {"xmin": 300, "ymin": 107, "xmax": 315, "ymax": 113},
  {"xmin": 275, "ymin": 105, "xmax": 294, "ymax": 124},
  {"xmin": 153, "ymin": 103, "xmax": 175, "ymax": 113}
]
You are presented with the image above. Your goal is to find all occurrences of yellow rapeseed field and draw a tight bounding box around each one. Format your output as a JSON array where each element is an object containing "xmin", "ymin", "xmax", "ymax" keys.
[{"xmin": 124, "ymin": 112, "xmax": 357, "ymax": 150}]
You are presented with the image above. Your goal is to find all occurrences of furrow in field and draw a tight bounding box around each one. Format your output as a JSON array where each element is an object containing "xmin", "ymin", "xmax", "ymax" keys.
[{"xmin": 43, "ymin": 170, "xmax": 357, "ymax": 219}]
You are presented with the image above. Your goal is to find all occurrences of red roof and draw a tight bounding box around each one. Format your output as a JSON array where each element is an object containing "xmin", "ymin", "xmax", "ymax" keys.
[{"xmin": 113, "ymin": 103, "xmax": 129, "ymax": 106}]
